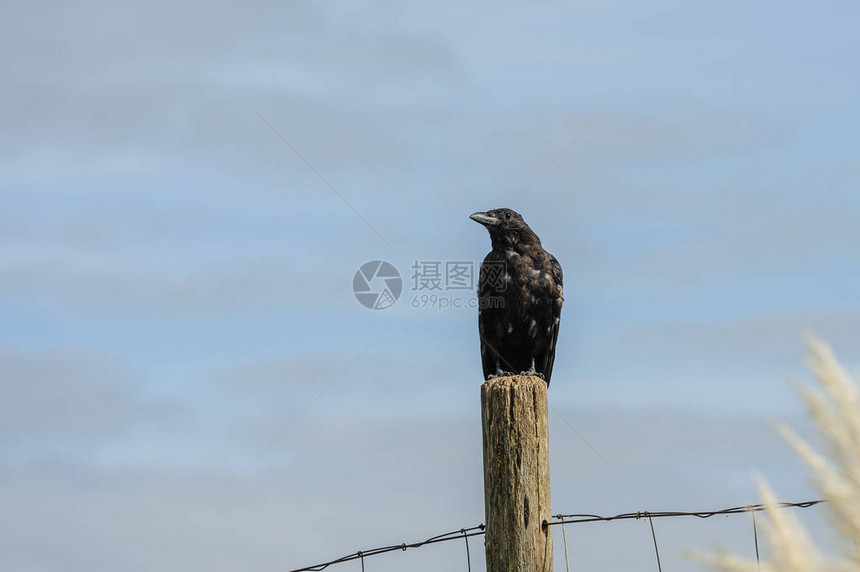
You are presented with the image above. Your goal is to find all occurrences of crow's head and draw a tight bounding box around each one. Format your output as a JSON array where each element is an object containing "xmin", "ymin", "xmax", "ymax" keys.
[{"xmin": 470, "ymin": 208, "xmax": 539, "ymax": 247}]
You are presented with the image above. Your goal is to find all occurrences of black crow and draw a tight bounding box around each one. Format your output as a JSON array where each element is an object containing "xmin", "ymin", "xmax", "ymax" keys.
[{"xmin": 470, "ymin": 208, "xmax": 563, "ymax": 385}]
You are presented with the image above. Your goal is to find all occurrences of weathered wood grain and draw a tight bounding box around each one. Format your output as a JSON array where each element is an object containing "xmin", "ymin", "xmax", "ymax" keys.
[{"xmin": 481, "ymin": 375, "xmax": 552, "ymax": 572}]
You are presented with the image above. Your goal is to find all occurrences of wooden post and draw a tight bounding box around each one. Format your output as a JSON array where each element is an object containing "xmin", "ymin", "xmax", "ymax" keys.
[{"xmin": 481, "ymin": 375, "xmax": 552, "ymax": 572}]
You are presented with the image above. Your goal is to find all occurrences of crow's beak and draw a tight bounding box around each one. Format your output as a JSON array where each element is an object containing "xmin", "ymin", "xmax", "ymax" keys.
[{"xmin": 470, "ymin": 212, "xmax": 499, "ymax": 226}]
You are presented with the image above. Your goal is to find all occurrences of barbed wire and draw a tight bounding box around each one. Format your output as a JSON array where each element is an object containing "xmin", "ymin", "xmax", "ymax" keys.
[
  {"xmin": 548, "ymin": 499, "xmax": 824, "ymax": 526},
  {"xmin": 289, "ymin": 525, "xmax": 486, "ymax": 572},
  {"xmin": 288, "ymin": 499, "xmax": 824, "ymax": 572}
]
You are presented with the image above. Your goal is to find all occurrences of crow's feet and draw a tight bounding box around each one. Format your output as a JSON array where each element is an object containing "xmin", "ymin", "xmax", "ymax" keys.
[
  {"xmin": 521, "ymin": 358, "xmax": 544, "ymax": 379},
  {"xmin": 520, "ymin": 369, "xmax": 545, "ymax": 380},
  {"xmin": 487, "ymin": 370, "xmax": 516, "ymax": 379}
]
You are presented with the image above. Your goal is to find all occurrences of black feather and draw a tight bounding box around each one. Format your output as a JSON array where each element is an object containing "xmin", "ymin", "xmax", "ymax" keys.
[{"xmin": 471, "ymin": 208, "xmax": 564, "ymax": 385}]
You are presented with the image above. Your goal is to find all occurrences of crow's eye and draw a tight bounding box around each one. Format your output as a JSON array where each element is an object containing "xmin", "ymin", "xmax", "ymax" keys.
[{"xmin": 505, "ymin": 212, "xmax": 512, "ymax": 220}]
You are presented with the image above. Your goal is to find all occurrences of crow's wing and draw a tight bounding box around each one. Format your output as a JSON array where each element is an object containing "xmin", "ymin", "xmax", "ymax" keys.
[
  {"xmin": 477, "ymin": 250, "xmax": 505, "ymax": 379},
  {"xmin": 537, "ymin": 253, "xmax": 563, "ymax": 385}
]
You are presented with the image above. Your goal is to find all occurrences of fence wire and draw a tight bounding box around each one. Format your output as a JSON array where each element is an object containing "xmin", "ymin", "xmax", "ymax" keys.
[{"xmin": 288, "ymin": 499, "xmax": 824, "ymax": 571}]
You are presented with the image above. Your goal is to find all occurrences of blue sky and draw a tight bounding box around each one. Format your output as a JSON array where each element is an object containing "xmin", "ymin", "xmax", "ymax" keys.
[{"xmin": 2, "ymin": 1, "xmax": 859, "ymax": 570}]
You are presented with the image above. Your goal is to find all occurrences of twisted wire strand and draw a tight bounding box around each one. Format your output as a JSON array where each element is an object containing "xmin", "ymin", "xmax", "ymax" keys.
[
  {"xmin": 549, "ymin": 500, "xmax": 824, "ymax": 525},
  {"xmin": 288, "ymin": 500, "xmax": 824, "ymax": 572}
]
